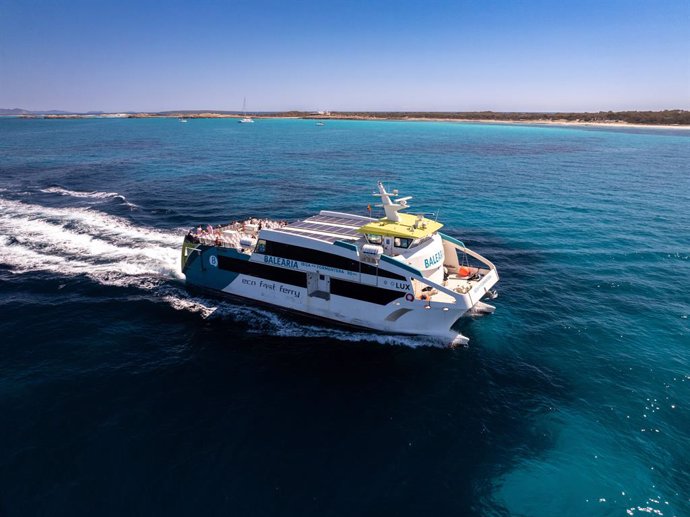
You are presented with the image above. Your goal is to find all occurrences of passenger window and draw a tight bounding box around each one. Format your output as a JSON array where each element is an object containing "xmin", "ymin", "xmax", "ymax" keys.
[{"xmin": 255, "ymin": 239, "xmax": 266, "ymax": 254}]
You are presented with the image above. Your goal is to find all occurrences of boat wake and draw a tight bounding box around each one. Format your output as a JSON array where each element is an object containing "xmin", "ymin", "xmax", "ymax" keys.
[
  {"xmin": 40, "ymin": 186, "xmax": 122, "ymax": 199},
  {"xmin": 40, "ymin": 186, "xmax": 139, "ymax": 209},
  {"xmin": 0, "ymin": 197, "xmax": 182, "ymax": 288},
  {"xmin": 0, "ymin": 197, "xmax": 438, "ymax": 348}
]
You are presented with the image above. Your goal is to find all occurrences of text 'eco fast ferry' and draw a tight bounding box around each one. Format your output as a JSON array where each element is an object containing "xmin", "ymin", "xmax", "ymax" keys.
[{"xmin": 181, "ymin": 182, "xmax": 499, "ymax": 345}]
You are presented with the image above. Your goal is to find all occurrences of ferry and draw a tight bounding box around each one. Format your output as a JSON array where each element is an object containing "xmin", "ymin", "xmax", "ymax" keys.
[{"xmin": 181, "ymin": 182, "xmax": 498, "ymax": 345}]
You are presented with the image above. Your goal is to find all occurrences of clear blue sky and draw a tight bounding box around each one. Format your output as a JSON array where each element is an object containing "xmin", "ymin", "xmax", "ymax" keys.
[{"xmin": 1, "ymin": 0, "xmax": 688, "ymax": 112}]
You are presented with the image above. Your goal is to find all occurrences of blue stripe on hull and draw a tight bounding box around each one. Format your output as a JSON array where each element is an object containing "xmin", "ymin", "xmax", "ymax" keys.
[{"xmin": 182, "ymin": 245, "xmax": 245, "ymax": 291}]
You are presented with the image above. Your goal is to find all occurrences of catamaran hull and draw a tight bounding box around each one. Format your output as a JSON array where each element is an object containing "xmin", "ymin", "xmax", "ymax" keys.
[
  {"xmin": 183, "ymin": 245, "xmax": 469, "ymax": 345},
  {"xmin": 185, "ymin": 283, "xmax": 466, "ymax": 343}
]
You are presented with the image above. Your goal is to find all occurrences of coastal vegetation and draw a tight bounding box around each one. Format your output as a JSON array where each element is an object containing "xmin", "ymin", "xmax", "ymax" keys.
[{"xmin": 312, "ymin": 110, "xmax": 690, "ymax": 125}]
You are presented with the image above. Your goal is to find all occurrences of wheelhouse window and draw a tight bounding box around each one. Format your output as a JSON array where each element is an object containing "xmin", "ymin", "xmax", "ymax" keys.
[
  {"xmin": 393, "ymin": 237, "xmax": 412, "ymax": 249},
  {"xmin": 367, "ymin": 234, "xmax": 383, "ymax": 245}
]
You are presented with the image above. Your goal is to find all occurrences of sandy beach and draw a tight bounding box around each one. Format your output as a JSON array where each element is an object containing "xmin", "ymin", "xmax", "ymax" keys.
[{"xmin": 396, "ymin": 117, "xmax": 690, "ymax": 130}]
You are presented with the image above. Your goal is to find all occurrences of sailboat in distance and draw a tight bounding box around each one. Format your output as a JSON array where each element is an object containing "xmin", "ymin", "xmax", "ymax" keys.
[{"xmin": 238, "ymin": 97, "xmax": 254, "ymax": 123}]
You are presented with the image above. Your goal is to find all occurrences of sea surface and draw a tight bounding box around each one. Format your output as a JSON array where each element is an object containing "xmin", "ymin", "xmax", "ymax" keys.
[{"xmin": 0, "ymin": 117, "xmax": 688, "ymax": 516}]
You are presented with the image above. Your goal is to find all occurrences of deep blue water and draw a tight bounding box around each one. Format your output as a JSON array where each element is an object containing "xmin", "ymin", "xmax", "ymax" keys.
[{"xmin": 0, "ymin": 117, "xmax": 688, "ymax": 516}]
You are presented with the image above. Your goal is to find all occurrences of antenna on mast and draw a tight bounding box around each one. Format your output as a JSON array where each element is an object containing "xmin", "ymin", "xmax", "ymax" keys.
[{"xmin": 373, "ymin": 181, "xmax": 412, "ymax": 222}]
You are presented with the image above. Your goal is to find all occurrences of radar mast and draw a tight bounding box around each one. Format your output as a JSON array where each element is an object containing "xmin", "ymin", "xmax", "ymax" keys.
[{"xmin": 374, "ymin": 181, "xmax": 412, "ymax": 222}]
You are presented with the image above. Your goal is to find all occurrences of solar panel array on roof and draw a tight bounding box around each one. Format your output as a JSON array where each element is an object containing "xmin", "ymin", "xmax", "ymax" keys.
[
  {"xmin": 276, "ymin": 213, "xmax": 365, "ymax": 243},
  {"xmin": 277, "ymin": 228, "xmax": 342, "ymax": 243},
  {"xmin": 307, "ymin": 214, "xmax": 363, "ymax": 227}
]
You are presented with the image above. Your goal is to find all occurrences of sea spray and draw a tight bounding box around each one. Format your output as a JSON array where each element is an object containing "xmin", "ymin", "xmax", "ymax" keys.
[{"xmin": 0, "ymin": 198, "xmax": 182, "ymax": 288}]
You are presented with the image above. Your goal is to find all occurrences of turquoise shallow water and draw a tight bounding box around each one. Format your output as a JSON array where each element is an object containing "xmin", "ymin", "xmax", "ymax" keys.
[{"xmin": 0, "ymin": 117, "xmax": 688, "ymax": 516}]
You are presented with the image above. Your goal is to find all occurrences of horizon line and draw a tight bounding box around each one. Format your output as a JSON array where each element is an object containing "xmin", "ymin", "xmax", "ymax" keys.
[{"xmin": 4, "ymin": 108, "xmax": 690, "ymax": 115}]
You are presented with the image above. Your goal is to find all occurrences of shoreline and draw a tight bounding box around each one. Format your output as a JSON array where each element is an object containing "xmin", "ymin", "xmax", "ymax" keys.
[
  {"xmin": 397, "ymin": 117, "xmax": 690, "ymax": 130},
  {"xmin": 13, "ymin": 113, "xmax": 690, "ymax": 130}
]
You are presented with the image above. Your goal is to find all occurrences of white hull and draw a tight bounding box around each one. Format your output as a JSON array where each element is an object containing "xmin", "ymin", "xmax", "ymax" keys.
[{"xmin": 224, "ymin": 273, "xmax": 469, "ymax": 342}]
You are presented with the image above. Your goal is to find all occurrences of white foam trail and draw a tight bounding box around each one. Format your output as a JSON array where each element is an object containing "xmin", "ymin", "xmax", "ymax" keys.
[
  {"xmin": 40, "ymin": 186, "xmax": 139, "ymax": 209},
  {"xmin": 0, "ymin": 198, "xmax": 179, "ymax": 247},
  {"xmin": 0, "ymin": 198, "xmax": 182, "ymax": 288},
  {"xmin": 40, "ymin": 186, "xmax": 121, "ymax": 199},
  {"xmin": 159, "ymin": 290, "xmax": 220, "ymax": 319}
]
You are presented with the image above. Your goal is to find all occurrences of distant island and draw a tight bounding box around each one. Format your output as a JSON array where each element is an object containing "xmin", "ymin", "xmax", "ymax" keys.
[{"xmin": 3, "ymin": 108, "xmax": 689, "ymax": 127}]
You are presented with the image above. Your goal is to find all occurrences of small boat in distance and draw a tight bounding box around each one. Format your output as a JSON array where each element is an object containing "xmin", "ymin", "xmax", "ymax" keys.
[
  {"xmin": 181, "ymin": 182, "xmax": 499, "ymax": 345},
  {"xmin": 238, "ymin": 97, "xmax": 254, "ymax": 124},
  {"xmin": 316, "ymin": 121, "xmax": 325, "ymax": 126},
  {"xmin": 179, "ymin": 117, "xmax": 188, "ymax": 123}
]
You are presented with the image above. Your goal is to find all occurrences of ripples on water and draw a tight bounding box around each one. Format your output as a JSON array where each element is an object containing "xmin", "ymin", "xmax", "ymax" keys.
[{"xmin": 0, "ymin": 118, "xmax": 688, "ymax": 516}]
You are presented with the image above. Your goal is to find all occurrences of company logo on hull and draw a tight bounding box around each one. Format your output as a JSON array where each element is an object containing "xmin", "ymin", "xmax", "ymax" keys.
[
  {"xmin": 263, "ymin": 255, "xmax": 299, "ymax": 269},
  {"xmin": 380, "ymin": 279, "xmax": 412, "ymax": 291},
  {"xmin": 424, "ymin": 250, "xmax": 443, "ymax": 269}
]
